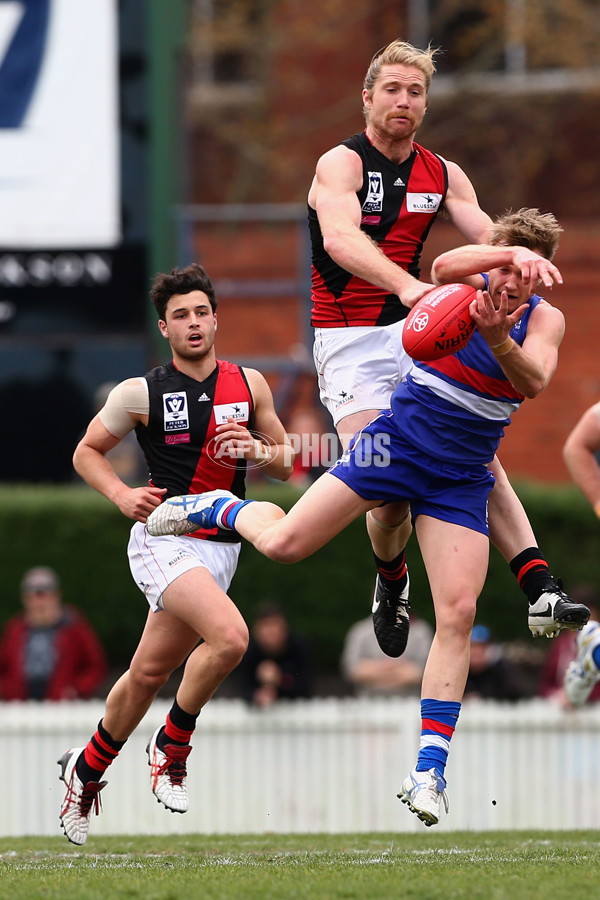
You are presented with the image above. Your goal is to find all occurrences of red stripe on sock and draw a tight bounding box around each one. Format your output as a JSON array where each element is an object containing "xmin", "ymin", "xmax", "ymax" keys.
[
  {"xmin": 93, "ymin": 732, "xmax": 116, "ymax": 756},
  {"xmin": 84, "ymin": 744, "xmax": 115, "ymax": 771},
  {"xmin": 220, "ymin": 501, "xmax": 238, "ymax": 529},
  {"xmin": 422, "ymin": 718, "xmax": 455, "ymax": 738},
  {"xmin": 164, "ymin": 714, "xmax": 194, "ymax": 745},
  {"xmin": 517, "ymin": 558, "xmax": 549, "ymax": 583}
]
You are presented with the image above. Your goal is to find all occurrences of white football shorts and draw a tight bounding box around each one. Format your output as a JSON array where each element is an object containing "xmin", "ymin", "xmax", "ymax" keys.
[
  {"xmin": 313, "ymin": 321, "xmax": 413, "ymax": 427},
  {"xmin": 127, "ymin": 521, "xmax": 241, "ymax": 612}
]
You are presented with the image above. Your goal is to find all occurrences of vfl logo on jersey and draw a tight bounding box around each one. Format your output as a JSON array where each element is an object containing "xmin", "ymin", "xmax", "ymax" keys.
[
  {"xmin": 362, "ymin": 171, "xmax": 384, "ymax": 214},
  {"xmin": 406, "ymin": 192, "xmax": 442, "ymax": 213},
  {"xmin": 213, "ymin": 401, "xmax": 249, "ymax": 424},
  {"xmin": 163, "ymin": 392, "xmax": 189, "ymax": 431}
]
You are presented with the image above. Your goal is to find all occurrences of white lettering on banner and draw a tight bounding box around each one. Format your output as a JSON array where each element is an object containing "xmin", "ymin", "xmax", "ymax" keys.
[{"xmin": 0, "ymin": 253, "xmax": 112, "ymax": 287}]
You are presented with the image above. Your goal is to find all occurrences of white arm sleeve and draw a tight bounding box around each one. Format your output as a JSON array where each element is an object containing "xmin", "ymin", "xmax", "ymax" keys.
[{"xmin": 98, "ymin": 378, "xmax": 149, "ymax": 439}]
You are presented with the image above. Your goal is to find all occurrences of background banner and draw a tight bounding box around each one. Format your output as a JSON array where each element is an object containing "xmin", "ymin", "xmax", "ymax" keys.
[{"xmin": 0, "ymin": 0, "xmax": 119, "ymax": 248}]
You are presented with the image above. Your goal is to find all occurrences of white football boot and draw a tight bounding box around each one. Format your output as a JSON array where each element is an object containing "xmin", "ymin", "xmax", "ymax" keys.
[
  {"xmin": 147, "ymin": 727, "xmax": 191, "ymax": 813},
  {"xmin": 564, "ymin": 621, "xmax": 600, "ymax": 706},
  {"xmin": 398, "ymin": 768, "xmax": 449, "ymax": 827},
  {"xmin": 58, "ymin": 748, "xmax": 107, "ymax": 845}
]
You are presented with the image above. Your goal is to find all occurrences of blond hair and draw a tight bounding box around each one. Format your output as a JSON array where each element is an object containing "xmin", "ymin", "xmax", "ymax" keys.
[
  {"xmin": 363, "ymin": 40, "xmax": 438, "ymax": 95},
  {"xmin": 490, "ymin": 208, "xmax": 562, "ymax": 260}
]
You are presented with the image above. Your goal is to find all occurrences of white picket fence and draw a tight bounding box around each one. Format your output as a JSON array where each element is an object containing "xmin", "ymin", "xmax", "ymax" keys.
[{"xmin": 2, "ymin": 696, "xmax": 599, "ymax": 836}]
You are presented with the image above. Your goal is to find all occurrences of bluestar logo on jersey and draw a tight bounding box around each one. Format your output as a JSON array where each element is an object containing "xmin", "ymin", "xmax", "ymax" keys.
[
  {"xmin": 213, "ymin": 402, "xmax": 249, "ymax": 424},
  {"xmin": 406, "ymin": 192, "xmax": 442, "ymax": 213},
  {"xmin": 163, "ymin": 392, "xmax": 189, "ymax": 431}
]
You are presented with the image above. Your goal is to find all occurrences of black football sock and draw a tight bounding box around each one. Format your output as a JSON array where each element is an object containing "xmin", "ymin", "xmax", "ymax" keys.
[
  {"xmin": 374, "ymin": 550, "xmax": 408, "ymax": 595},
  {"xmin": 509, "ymin": 548, "xmax": 558, "ymax": 604},
  {"xmin": 157, "ymin": 699, "xmax": 199, "ymax": 750},
  {"xmin": 76, "ymin": 719, "xmax": 126, "ymax": 784}
]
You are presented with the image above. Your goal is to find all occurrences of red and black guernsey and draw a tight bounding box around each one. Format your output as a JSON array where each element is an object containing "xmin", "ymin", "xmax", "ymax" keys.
[
  {"xmin": 135, "ymin": 359, "xmax": 255, "ymax": 543},
  {"xmin": 309, "ymin": 132, "xmax": 448, "ymax": 327}
]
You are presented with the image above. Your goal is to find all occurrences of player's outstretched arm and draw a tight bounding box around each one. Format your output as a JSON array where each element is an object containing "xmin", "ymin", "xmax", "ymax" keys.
[{"xmin": 563, "ymin": 403, "xmax": 600, "ymax": 517}]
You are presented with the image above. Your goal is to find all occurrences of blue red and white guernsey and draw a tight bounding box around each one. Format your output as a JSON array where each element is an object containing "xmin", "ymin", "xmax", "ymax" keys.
[
  {"xmin": 135, "ymin": 360, "xmax": 254, "ymax": 542},
  {"xmin": 391, "ymin": 284, "xmax": 543, "ymax": 466},
  {"xmin": 309, "ymin": 132, "xmax": 448, "ymax": 327}
]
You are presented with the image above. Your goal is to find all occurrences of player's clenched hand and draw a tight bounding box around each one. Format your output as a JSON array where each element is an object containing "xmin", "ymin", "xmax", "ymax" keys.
[
  {"xmin": 398, "ymin": 279, "xmax": 436, "ymax": 310},
  {"xmin": 116, "ymin": 486, "xmax": 167, "ymax": 522}
]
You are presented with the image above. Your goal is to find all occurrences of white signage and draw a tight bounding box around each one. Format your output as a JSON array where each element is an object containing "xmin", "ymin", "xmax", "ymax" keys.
[{"xmin": 0, "ymin": 0, "xmax": 120, "ymax": 248}]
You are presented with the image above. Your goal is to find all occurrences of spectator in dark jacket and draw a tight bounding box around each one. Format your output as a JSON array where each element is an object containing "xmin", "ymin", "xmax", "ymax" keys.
[
  {"xmin": 0, "ymin": 566, "xmax": 108, "ymax": 701},
  {"xmin": 237, "ymin": 603, "xmax": 312, "ymax": 706}
]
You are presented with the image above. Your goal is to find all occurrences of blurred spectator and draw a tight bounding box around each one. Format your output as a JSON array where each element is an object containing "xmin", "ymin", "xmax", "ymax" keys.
[
  {"xmin": 464, "ymin": 624, "xmax": 529, "ymax": 702},
  {"xmin": 341, "ymin": 613, "xmax": 433, "ymax": 697},
  {"xmin": 237, "ymin": 603, "xmax": 312, "ymax": 706},
  {"xmin": 539, "ymin": 583, "xmax": 600, "ymax": 707},
  {"xmin": 0, "ymin": 566, "xmax": 108, "ymax": 701}
]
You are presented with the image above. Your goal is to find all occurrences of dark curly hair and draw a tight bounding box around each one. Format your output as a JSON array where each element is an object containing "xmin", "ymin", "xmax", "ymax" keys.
[{"xmin": 150, "ymin": 263, "xmax": 217, "ymax": 320}]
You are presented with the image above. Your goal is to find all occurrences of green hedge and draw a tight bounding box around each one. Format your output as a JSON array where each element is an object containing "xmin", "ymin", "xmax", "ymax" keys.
[{"xmin": 0, "ymin": 483, "xmax": 598, "ymax": 673}]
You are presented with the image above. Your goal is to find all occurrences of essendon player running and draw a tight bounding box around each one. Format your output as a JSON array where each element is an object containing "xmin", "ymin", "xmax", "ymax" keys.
[
  {"xmin": 307, "ymin": 39, "xmax": 585, "ymax": 665},
  {"xmin": 57, "ymin": 263, "xmax": 293, "ymax": 845}
]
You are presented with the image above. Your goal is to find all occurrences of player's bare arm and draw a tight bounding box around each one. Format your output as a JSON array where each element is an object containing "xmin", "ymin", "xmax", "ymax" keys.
[
  {"xmin": 432, "ymin": 243, "xmax": 563, "ymax": 291},
  {"xmin": 442, "ymin": 160, "xmax": 493, "ymax": 243},
  {"xmin": 472, "ymin": 291, "xmax": 564, "ymax": 397},
  {"xmin": 310, "ymin": 145, "xmax": 432, "ymax": 308},
  {"xmin": 73, "ymin": 379, "xmax": 166, "ymax": 521},
  {"xmin": 213, "ymin": 368, "xmax": 294, "ymax": 480},
  {"xmin": 563, "ymin": 403, "xmax": 600, "ymax": 514}
]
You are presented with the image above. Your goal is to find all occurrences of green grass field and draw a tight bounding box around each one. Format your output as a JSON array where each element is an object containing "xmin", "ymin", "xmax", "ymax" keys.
[{"xmin": 1, "ymin": 831, "xmax": 598, "ymax": 900}]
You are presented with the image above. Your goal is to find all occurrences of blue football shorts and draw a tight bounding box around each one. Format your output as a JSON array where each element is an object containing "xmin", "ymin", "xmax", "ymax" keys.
[{"xmin": 328, "ymin": 410, "xmax": 495, "ymax": 536}]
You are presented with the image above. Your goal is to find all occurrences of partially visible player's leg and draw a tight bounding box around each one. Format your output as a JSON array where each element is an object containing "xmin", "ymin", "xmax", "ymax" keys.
[
  {"xmin": 367, "ymin": 504, "xmax": 412, "ymax": 657},
  {"xmin": 336, "ymin": 401, "xmax": 414, "ymax": 658},
  {"xmin": 316, "ymin": 322, "xmax": 416, "ymax": 654},
  {"xmin": 398, "ymin": 515, "xmax": 488, "ymax": 827},
  {"xmin": 59, "ymin": 607, "xmax": 198, "ymax": 844},
  {"xmin": 488, "ymin": 457, "xmax": 590, "ymax": 636},
  {"xmin": 144, "ymin": 565, "xmax": 249, "ymax": 813},
  {"xmin": 234, "ymin": 471, "xmax": 376, "ymax": 561}
]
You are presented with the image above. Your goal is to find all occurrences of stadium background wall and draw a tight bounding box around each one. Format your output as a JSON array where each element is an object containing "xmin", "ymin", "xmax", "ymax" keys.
[{"xmin": 0, "ymin": 484, "xmax": 598, "ymax": 680}]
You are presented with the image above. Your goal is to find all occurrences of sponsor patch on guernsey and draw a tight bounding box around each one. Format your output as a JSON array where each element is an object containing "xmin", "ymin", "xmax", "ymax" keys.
[
  {"xmin": 405, "ymin": 192, "xmax": 442, "ymax": 213},
  {"xmin": 165, "ymin": 433, "xmax": 190, "ymax": 445},
  {"xmin": 213, "ymin": 401, "xmax": 249, "ymax": 424}
]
